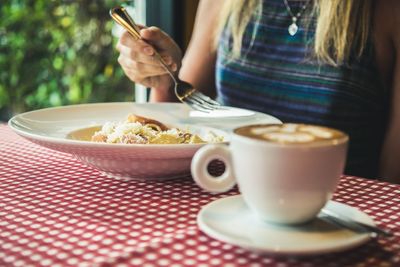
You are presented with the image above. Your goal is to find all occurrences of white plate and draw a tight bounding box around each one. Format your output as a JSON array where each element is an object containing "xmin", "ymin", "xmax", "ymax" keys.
[
  {"xmin": 198, "ymin": 195, "xmax": 374, "ymax": 255},
  {"xmin": 8, "ymin": 102, "xmax": 280, "ymax": 180}
]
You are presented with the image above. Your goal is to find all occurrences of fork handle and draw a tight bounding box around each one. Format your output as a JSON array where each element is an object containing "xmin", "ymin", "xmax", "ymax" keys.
[{"xmin": 110, "ymin": 6, "xmax": 178, "ymax": 84}]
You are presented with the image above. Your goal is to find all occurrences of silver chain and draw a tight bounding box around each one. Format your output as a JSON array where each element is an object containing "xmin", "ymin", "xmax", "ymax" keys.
[{"xmin": 283, "ymin": 0, "xmax": 310, "ymax": 23}]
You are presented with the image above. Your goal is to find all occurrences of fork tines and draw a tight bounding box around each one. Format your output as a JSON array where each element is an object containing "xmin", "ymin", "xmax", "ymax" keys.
[{"xmin": 184, "ymin": 92, "xmax": 222, "ymax": 112}]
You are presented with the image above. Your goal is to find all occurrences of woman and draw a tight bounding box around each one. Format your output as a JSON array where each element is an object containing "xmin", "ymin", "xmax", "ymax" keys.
[{"xmin": 116, "ymin": 0, "xmax": 400, "ymax": 183}]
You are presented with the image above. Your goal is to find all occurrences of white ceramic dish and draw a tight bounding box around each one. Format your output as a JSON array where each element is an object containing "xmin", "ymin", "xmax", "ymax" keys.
[
  {"xmin": 198, "ymin": 195, "xmax": 374, "ymax": 255},
  {"xmin": 8, "ymin": 102, "xmax": 280, "ymax": 180}
]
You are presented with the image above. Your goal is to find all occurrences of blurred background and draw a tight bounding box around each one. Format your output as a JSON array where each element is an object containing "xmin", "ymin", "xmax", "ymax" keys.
[{"xmin": 0, "ymin": 0, "xmax": 199, "ymax": 121}]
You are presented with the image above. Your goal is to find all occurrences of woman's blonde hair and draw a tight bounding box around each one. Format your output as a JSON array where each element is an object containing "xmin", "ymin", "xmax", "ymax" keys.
[{"xmin": 215, "ymin": 0, "xmax": 374, "ymax": 66}]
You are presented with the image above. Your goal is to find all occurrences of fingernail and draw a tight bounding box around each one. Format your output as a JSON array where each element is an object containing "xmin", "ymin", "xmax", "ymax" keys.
[{"xmin": 144, "ymin": 47, "xmax": 153, "ymax": 55}]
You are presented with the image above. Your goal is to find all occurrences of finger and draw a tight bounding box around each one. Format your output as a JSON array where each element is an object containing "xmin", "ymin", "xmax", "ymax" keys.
[
  {"xmin": 117, "ymin": 31, "xmax": 148, "ymax": 52},
  {"xmin": 117, "ymin": 37, "xmax": 174, "ymax": 66},
  {"xmin": 124, "ymin": 69, "xmax": 165, "ymax": 88},
  {"xmin": 117, "ymin": 39, "xmax": 153, "ymax": 64},
  {"xmin": 117, "ymin": 30, "xmax": 139, "ymax": 48},
  {"xmin": 117, "ymin": 30, "xmax": 156, "ymax": 56},
  {"xmin": 140, "ymin": 26, "xmax": 163, "ymax": 42},
  {"xmin": 118, "ymin": 44, "xmax": 173, "ymax": 67},
  {"xmin": 118, "ymin": 55, "xmax": 168, "ymax": 77},
  {"xmin": 140, "ymin": 26, "xmax": 172, "ymax": 52}
]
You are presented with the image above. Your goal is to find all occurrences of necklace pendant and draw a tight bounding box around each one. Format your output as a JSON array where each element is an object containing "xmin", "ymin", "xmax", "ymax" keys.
[{"xmin": 288, "ymin": 22, "xmax": 298, "ymax": 36}]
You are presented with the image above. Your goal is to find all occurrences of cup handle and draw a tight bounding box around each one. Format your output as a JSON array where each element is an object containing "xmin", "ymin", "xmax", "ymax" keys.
[{"xmin": 191, "ymin": 144, "xmax": 236, "ymax": 193}]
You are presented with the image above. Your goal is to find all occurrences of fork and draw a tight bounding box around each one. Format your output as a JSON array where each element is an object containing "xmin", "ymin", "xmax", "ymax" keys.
[{"xmin": 110, "ymin": 6, "xmax": 222, "ymax": 112}]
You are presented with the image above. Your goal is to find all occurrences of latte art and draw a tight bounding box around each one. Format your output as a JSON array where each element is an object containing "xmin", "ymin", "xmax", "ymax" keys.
[
  {"xmin": 235, "ymin": 123, "xmax": 347, "ymax": 145},
  {"xmin": 266, "ymin": 132, "xmax": 315, "ymax": 143}
]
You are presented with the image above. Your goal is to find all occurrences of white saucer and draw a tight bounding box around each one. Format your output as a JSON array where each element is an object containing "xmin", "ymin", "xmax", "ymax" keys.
[{"xmin": 198, "ymin": 195, "xmax": 374, "ymax": 255}]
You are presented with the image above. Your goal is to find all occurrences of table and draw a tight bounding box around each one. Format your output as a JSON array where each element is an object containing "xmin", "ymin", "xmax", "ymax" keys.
[{"xmin": 1, "ymin": 124, "xmax": 399, "ymax": 267}]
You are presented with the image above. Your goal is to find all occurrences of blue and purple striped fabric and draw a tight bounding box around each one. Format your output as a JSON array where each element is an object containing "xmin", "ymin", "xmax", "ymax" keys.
[{"xmin": 216, "ymin": 0, "xmax": 389, "ymax": 178}]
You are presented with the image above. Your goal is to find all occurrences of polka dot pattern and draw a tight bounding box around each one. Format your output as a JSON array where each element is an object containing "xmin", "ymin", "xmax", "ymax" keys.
[{"xmin": 1, "ymin": 124, "xmax": 399, "ymax": 266}]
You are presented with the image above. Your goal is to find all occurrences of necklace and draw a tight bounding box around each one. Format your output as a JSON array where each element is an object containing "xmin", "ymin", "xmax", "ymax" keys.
[{"xmin": 283, "ymin": 0, "xmax": 311, "ymax": 36}]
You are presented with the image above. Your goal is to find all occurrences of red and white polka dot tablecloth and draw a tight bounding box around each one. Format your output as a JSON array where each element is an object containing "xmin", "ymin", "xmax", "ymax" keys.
[{"xmin": 0, "ymin": 124, "xmax": 399, "ymax": 267}]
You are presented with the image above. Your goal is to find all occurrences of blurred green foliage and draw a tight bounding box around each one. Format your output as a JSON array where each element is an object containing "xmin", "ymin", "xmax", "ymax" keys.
[{"xmin": 0, "ymin": 0, "xmax": 135, "ymax": 121}]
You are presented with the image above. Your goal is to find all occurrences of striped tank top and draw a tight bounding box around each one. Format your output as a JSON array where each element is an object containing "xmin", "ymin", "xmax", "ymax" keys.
[{"xmin": 216, "ymin": 0, "xmax": 389, "ymax": 178}]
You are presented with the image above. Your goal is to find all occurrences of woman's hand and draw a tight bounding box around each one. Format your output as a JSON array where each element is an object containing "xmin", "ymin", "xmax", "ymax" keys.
[{"xmin": 116, "ymin": 26, "xmax": 182, "ymax": 93}]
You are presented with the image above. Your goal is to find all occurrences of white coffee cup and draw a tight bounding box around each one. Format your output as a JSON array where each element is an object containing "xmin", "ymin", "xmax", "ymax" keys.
[{"xmin": 191, "ymin": 123, "xmax": 348, "ymax": 225}]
